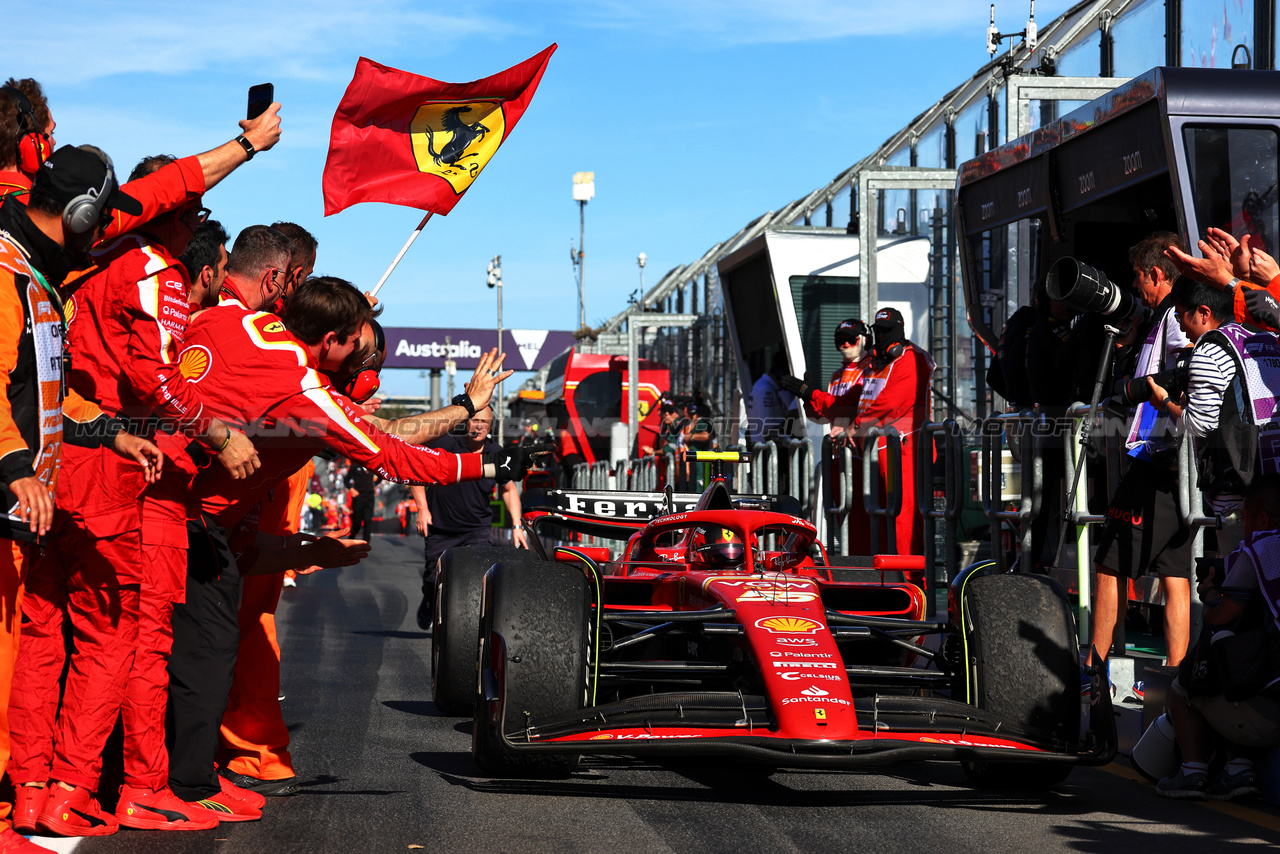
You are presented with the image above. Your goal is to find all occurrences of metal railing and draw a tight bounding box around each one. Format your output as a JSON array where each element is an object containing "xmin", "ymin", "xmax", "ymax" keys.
[
  {"xmin": 821, "ymin": 435, "xmax": 857, "ymax": 556},
  {"xmin": 979, "ymin": 409, "xmax": 1045, "ymax": 573},
  {"xmin": 780, "ymin": 436, "xmax": 815, "ymax": 517},
  {"xmin": 862, "ymin": 426, "xmax": 904, "ymax": 555},
  {"xmin": 748, "ymin": 440, "xmax": 777, "ymax": 495},
  {"xmin": 917, "ymin": 420, "xmax": 964, "ymax": 618}
]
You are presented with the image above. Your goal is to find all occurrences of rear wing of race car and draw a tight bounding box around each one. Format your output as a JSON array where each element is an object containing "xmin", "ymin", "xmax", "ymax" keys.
[{"xmin": 521, "ymin": 488, "xmax": 805, "ymax": 542}]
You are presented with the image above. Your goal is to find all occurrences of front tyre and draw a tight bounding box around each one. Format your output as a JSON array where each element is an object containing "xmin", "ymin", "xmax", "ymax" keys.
[{"xmin": 473, "ymin": 556, "xmax": 591, "ymax": 778}]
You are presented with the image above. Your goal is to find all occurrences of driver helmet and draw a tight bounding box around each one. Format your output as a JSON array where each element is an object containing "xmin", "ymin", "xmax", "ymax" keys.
[{"xmin": 692, "ymin": 526, "xmax": 745, "ymax": 567}]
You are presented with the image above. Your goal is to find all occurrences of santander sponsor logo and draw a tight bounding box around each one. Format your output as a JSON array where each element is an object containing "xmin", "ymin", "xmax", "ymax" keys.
[{"xmin": 800, "ymin": 686, "xmax": 829, "ymax": 697}]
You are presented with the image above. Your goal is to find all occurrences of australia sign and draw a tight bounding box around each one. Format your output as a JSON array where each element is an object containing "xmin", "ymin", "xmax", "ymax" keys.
[{"xmin": 382, "ymin": 328, "xmax": 576, "ymax": 371}]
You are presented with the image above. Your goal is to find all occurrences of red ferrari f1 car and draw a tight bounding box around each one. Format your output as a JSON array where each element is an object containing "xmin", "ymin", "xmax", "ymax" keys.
[{"xmin": 430, "ymin": 454, "xmax": 1115, "ymax": 786}]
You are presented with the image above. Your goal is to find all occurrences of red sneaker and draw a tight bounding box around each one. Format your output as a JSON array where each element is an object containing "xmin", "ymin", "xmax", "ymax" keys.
[
  {"xmin": 218, "ymin": 774, "xmax": 267, "ymax": 810},
  {"xmin": 184, "ymin": 790, "xmax": 261, "ymax": 822},
  {"xmin": 115, "ymin": 785, "xmax": 220, "ymax": 831},
  {"xmin": 0, "ymin": 827, "xmax": 54, "ymax": 853},
  {"xmin": 12, "ymin": 785, "xmax": 46, "ymax": 833},
  {"xmin": 36, "ymin": 785, "xmax": 118, "ymax": 837}
]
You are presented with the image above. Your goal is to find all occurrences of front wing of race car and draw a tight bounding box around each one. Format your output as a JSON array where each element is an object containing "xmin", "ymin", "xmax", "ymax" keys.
[{"xmin": 479, "ymin": 643, "xmax": 1118, "ymax": 769}]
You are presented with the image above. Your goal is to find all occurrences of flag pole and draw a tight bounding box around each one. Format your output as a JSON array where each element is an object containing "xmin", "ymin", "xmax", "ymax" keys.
[{"xmin": 370, "ymin": 212, "xmax": 433, "ymax": 298}]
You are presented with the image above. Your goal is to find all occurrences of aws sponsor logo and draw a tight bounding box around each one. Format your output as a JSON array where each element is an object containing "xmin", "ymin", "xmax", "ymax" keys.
[
  {"xmin": 776, "ymin": 638, "xmax": 818, "ymax": 647},
  {"xmin": 755, "ymin": 617, "xmax": 822, "ymax": 635}
]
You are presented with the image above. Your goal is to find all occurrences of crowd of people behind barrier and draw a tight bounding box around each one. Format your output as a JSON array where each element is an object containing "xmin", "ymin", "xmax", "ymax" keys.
[
  {"xmin": 0, "ymin": 77, "xmax": 557, "ymax": 852},
  {"xmin": 987, "ymin": 225, "xmax": 1280, "ymax": 802}
]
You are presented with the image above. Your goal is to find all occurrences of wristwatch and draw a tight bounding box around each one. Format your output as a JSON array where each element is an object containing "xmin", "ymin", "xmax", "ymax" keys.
[
  {"xmin": 451, "ymin": 393, "xmax": 476, "ymax": 417},
  {"xmin": 235, "ymin": 134, "xmax": 256, "ymax": 160},
  {"xmin": 1225, "ymin": 277, "xmax": 1240, "ymax": 293}
]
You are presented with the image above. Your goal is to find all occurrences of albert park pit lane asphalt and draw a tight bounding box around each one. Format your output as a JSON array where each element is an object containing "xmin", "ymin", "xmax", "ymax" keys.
[{"xmin": 60, "ymin": 534, "xmax": 1280, "ymax": 854}]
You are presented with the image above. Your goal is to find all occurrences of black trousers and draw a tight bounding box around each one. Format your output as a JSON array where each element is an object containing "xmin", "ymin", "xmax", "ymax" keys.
[
  {"xmin": 350, "ymin": 496, "xmax": 375, "ymax": 542},
  {"xmin": 167, "ymin": 515, "xmax": 241, "ymax": 800},
  {"xmin": 422, "ymin": 527, "xmax": 493, "ymax": 594}
]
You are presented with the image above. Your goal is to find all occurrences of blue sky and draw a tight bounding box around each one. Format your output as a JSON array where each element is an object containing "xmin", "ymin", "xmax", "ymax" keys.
[{"xmin": 13, "ymin": 0, "xmax": 1075, "ymax": 397}]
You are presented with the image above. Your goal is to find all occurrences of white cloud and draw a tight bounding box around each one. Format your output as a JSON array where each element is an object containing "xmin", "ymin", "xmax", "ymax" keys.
[{"xmin": 11, "ymin": 0, "xmax": 519, "ymax": 85}]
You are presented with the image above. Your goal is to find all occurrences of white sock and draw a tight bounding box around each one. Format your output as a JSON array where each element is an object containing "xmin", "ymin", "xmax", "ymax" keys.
[
  {"xmin": 1181, "ymin": 761, "xmax": 1209, "ymax": 775},
  {"xmin": 1224, "ymin": 759, "xmax": 1254, "ymax": 775}
]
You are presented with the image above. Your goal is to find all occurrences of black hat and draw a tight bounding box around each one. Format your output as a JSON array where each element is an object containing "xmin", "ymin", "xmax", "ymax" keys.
[
  {"xmin": 834, "ymin": 317, "xmax": 867, "ymax": 344},
  {"xmin": 871, "ymin": 306, "xmax": 904, "ymax": 331},
  {"xmin": 33, "ymin": 145, "xmax": 142, "ymax": 217}
]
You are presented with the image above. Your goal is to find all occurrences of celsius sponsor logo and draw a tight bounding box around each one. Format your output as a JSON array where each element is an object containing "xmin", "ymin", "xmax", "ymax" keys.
[
  {"xmin": 776, "ymin": 638, "xmax": 818, "ymax": 647},
  {"xmin": 755, "ymin": 617, "xmax": 821, "ymax": 635},
  {"xmin": 800, "ymin": 686, "xmax": 829, "ymax": 697},
  {"xmin": 769, "ymin": 651, "xmax": 833, "ymax": 659},
  {"xmin": 773, "ymin": 661, "xmax": 839, "ymax": 670},
  {"xmin": 779, "ymin": 671, "xmax": 841, "ymax": 682},
  {"xmin": 781, "ymin": 696, "xmax": 851, "ymax": 707}
]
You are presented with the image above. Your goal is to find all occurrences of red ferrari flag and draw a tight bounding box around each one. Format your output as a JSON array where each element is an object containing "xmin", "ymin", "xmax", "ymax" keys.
[{"xmin": 323, "ymin": 45, "xmax": 556, "ymax": 217}]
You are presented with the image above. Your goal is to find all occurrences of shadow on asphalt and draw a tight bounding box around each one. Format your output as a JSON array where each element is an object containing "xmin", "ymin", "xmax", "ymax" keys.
[
  {"xmin": 382, "ymin": 700, "xmax": 439, "ymax": 716},
  {"xmin": 351, "ymin": 629, "xmax": 430, "ymax": 639},
  {"xmin": 292, "ymin": 773, "xmax": 408, "ymax": 797},
  {"xmin": 404, "ymin": 751, "xmax": 1117, "ymax": 815}
]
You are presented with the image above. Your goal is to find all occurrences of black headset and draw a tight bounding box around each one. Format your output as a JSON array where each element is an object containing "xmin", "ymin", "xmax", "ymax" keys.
[{"xmin": 62, "ymin": 158, "xmax": 114, "ymax": 235}]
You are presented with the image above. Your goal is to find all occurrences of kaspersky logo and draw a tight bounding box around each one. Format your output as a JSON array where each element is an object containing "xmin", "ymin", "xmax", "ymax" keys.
[{"xmin": 755, "ymin": 616, "xmax": 821, "ymax": 635}]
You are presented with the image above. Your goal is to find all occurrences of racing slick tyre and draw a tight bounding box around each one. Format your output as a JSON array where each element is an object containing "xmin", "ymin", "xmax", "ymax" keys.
[
  {"xmin": 958, "ymin": 572, "xmax": 1079, "ymax": 790},
  {"xmin": 473, "ymin": 556, "xmax": 591, "ymax": 778},
  {"xmin": 432, "ymin": 547, "xmax": 521, "ymax": 716}
]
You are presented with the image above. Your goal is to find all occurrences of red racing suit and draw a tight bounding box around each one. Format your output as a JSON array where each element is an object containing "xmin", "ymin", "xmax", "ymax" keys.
[
  {"xmin": 180, "ymin": 300, "xmax": 484, "ymax": 526},
  {"xmin": 8, "ymin": 233, "xmax": 214, "ymax": 793},
  {"xmin": 0, "ymin": 156, "xmax": 204, "ymax": 250},
  {"xmin": 806, "ymin": 357, "xmax": 871, "ymax": 555},
  {"xmin": 850, "ymin": 343, "xmax": 935, "ymax": 556}
]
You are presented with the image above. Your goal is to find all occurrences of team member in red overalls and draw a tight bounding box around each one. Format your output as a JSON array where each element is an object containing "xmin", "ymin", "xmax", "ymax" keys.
[
  {"xmin": 2, "ymin": 79, "xmax": 283, "ymax": 245},
  {"xmin": 7, "ymin": 160, "xmax": 260, "ymax": 836},
  {"xmin": 166, "ymin": 276, "xmax": 532, "ymax": 812},
  {"xmin": 852, "ymin": 308, "xmax": 935, "ymax": 555},
  {"xmin": 780, "ymin": 319, "xmax": 873, "ymax": 553},
  {"xmin": 0, "ymin": 146, "xmax": 164, "ymax": 851}
]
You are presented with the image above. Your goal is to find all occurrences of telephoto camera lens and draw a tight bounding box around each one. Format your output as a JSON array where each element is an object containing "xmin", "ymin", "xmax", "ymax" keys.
[{"xmin": 1046, "ymin": 256, "xmax": 1148, "ymax": 323}]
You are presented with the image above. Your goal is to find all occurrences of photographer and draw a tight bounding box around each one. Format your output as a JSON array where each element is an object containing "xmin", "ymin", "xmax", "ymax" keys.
[
  {"xmin": 1088, "ymin": 232, "xmax": 1195, "ymax": 670},
  {"xmin": 1157, "ymin": 476, "xmax": 1280, "ymax": 801},
  {"xmin": 1148, "ymin": 278, "xmax": 1277, "ymax": 557}
]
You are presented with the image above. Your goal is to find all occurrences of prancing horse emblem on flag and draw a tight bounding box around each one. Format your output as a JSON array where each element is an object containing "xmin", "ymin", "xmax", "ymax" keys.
[{"xmin": 410, "ymin": 101, "xmax": 507, "ymax": 195}]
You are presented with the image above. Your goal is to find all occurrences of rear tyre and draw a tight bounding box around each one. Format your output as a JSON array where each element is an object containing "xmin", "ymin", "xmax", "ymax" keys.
[
  {"xmin": 473, "ymin": 556, "xmax": 591, "ymax": 778},
  {"xmin": 958, "ymin": 572, "xmax": 1079, "ymax": 790},
  {"xmin": 432, "ymin": 547, "xmax": 520, "ymax": 715}
]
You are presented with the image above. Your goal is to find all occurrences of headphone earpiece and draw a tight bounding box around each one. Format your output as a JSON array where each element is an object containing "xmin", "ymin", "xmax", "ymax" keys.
[
  {"xmin": 2, "ymin": 86, "xmax": 49, "ymax": 174},
  {"xmin": 885, "ymin": 341, "xmax": 905, "ymax": 360},
  {"xmin": 62, "ymin": 159, "xmax": 114, "ymax": 235},
  {"xmin": 343, "ymin": 370, "xmax": 381, "ymax": 404}
]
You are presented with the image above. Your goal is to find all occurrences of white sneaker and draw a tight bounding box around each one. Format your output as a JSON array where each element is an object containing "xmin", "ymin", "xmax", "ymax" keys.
[{"xmin": 283, "ymin": 576, "xmax": 297, "ymax": 588}]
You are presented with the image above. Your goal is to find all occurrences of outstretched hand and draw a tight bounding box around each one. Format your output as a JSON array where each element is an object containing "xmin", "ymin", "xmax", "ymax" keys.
[{"xmin": 462, "ymin": 349, "xmax": 514, "ymax": 412}]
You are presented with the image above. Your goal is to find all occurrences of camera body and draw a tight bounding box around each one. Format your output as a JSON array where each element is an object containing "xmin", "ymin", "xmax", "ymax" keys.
[{"xmin": 1110, "ymin": 361, "xmax": 1190, "ymax": 406}]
